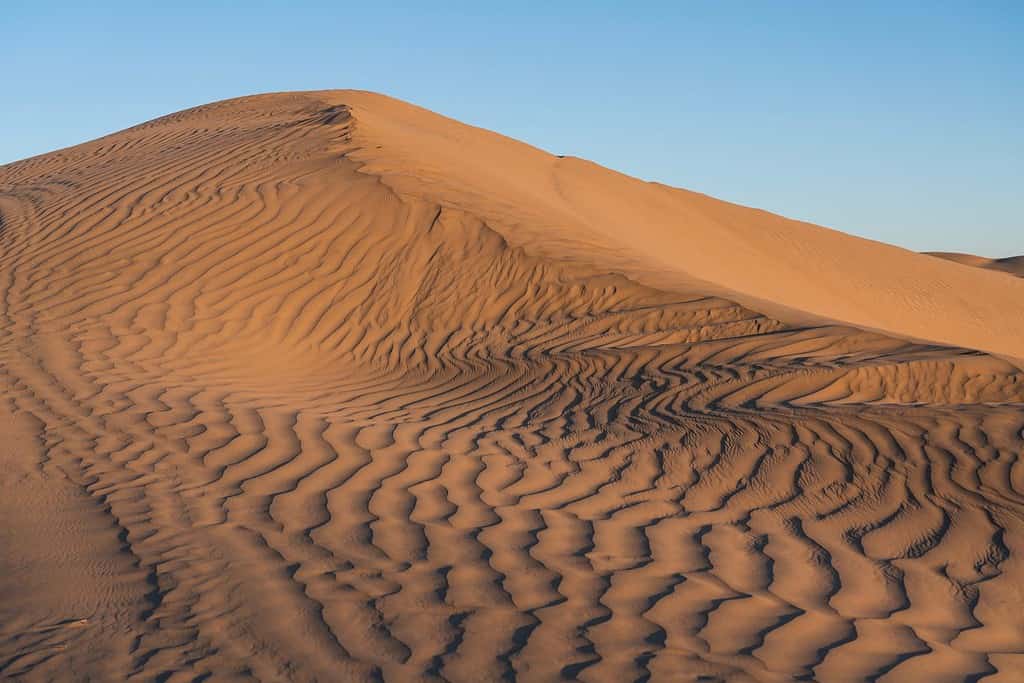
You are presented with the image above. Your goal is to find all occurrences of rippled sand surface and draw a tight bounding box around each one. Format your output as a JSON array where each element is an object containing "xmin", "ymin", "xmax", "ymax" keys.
[{"xmin": 1, "ymin": 92, "xmax": 1023, "ymax": 682}]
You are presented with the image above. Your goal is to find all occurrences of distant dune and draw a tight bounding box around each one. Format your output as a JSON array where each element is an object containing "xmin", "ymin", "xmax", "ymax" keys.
[
  {"xmin": 927, "ymin": 252, "xmax": 1024, "ymax": 279},
  {"xmin": 1, "ymin": 91, "xmax": 1023, "ymax": 682}
]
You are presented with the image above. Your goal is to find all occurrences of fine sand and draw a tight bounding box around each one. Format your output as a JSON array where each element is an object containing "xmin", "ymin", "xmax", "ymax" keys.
[{"xmin": 1, "ymin": 91, "xmax": 1023, "ymax": 682}]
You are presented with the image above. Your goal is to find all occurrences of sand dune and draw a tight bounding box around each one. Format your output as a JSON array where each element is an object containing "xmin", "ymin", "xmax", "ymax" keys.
[
  {"xmin": 1, "ymin": 91, "xmax": 1023, "ymax": 682},
  {"xmin": 927, "ymin": 252, "xmax": 1024, "ymax": 279}
]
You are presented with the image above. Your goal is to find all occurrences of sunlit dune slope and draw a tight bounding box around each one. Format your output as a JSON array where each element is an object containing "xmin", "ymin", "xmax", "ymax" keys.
[
  {"xmin": 333, "ymin": 91, "xmax": 1024, "ymax": 362},
  {"xmin": 1, "ymin": 92, "xmax": 1023, "ymax": 683}
]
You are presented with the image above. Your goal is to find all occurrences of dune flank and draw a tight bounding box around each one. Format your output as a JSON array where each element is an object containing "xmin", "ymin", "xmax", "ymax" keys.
[{"xmin": 1, "ymin": 91, "xmax": 1023, "ymax": 682}]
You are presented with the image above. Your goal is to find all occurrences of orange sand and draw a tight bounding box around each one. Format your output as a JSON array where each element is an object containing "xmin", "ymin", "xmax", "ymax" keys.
[{"xmin": 1, "ymin": 92, "xmax": 1023, "ymax": 682}]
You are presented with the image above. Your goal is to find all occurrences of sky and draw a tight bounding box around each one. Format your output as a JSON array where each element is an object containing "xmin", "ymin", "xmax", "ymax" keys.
[{"xmin": 5, "ymin": 1, "xmax": 1022, "ymax": 256}]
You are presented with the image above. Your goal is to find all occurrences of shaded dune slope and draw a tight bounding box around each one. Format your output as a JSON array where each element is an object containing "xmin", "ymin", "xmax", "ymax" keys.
[{"xmin": 1, "ymin": 92, "xmax": 1023, "ymax": 682}]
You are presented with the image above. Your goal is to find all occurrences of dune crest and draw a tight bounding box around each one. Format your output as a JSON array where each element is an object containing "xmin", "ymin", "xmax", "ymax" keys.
[
  {"xmin": 331, "ymin": 90, "xmax": 1024, "ymax": 362},
  {"xmin": 1, "ymin": 91, "xmax": 1023, "ymax": 682}
]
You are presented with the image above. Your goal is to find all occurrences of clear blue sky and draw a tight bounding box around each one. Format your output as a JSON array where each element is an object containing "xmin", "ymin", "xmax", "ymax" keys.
[{"xmin": 6, "ymin": 2, "xmax": 1022, "ymax": 256}]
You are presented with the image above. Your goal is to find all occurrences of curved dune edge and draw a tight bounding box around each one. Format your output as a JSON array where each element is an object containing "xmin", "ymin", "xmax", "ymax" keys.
[
  {"xmin": 0, "ymin": 92, "xmax": 1023, "ymax": 682},
  {"xmin": 323, "ymin": 90, "xmax": 1024, "ymax": 362}
]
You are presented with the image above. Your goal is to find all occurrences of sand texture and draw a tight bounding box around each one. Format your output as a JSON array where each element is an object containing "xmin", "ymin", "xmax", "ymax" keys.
[{"xmin": 1, "ymin": 91, "xmax": 1023, "ymax": 682}]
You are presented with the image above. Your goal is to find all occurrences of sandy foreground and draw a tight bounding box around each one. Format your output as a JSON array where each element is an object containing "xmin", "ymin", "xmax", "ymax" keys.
[{"xmin": 1, "ymin": 91, "xmax": 1023, "ymax": 682}]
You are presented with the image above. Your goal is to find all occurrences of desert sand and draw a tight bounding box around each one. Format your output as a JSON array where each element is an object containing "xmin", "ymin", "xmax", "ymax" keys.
[{"xmin": 1, "ymin": 91, "xmax": 1023, "ymax": 682}]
